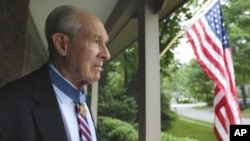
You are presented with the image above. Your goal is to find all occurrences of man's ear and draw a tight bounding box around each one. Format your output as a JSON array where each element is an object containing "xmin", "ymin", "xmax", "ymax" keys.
[{"xmin": 52, "ymin": 33, "xmax": 69, "ymax": 56}]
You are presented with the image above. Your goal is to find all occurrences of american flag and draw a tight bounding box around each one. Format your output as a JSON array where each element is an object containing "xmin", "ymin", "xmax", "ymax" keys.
[{"xmin": 184, "ymin": 0, "xmax": 242, "ymax": 140}]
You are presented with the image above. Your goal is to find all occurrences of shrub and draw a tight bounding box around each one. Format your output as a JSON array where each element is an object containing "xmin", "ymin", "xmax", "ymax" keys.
[
  {"xmin": 97, "ymin": 116, "xmax": 199, "ymax": 141},
  {"xmin": 97, "ymin": 116, "xmax": 138, "ymax": 141}
]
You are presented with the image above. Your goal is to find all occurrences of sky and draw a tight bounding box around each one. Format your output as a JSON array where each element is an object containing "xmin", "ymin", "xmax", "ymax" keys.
[{"xmin": 173, "ymin": 38, "xmax": 195, "ymax": 64}]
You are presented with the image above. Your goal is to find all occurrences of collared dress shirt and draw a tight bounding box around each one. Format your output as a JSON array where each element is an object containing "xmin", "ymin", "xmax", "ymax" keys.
[{"xmin": 50, "ymin": 64, "xmax": 97, "ymax": 141}]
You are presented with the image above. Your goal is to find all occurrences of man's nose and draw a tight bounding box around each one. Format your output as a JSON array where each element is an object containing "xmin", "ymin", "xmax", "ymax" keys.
[{"xmin": 100, "ymin": 44, "xmax": 111, "ymax": 61}]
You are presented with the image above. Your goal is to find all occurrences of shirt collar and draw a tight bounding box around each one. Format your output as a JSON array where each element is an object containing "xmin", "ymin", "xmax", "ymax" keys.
[{"xmin": 48, "ymin": 64, "xmax": 86, "ymax": 104}]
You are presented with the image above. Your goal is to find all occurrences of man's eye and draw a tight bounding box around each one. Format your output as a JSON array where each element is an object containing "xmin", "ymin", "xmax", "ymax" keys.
[{"xmin": 93, "ymin": 39, "xmax": 100, "ymax": 43}]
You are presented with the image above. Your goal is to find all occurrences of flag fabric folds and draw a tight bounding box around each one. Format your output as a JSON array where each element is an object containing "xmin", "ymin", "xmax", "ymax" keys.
[{"xmin": 184, "ymin": 0, "xmax": 242, "ymax": 140}]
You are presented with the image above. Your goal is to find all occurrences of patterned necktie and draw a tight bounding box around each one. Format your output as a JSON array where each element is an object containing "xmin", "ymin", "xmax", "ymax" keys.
[{"xmin": 75, "ymin": 104, "xmax": 92, "ymax": 141}]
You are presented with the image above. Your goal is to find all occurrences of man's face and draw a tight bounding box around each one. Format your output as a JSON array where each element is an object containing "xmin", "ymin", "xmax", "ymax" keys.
[{"xmin": 65, "ymin": 17, "xmax": 110, "ymax": 85}]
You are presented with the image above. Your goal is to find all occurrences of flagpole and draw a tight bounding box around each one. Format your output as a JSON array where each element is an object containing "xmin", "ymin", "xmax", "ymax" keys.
[
  {"xmin": 160, "ymin": 30, "xmax": 183, "ymax": 58},
  {"xmin": 159, "ymin": 0, "xmax": 213, "ymax": 59}
]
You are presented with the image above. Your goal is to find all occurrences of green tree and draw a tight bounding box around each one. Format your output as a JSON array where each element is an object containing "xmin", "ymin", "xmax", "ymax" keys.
[
  {"xmin": 185, "ymin": 59, "xmax": 214, "ymax": 105},
  {"xmin": 223, "ymin": 0, "xmax": 250, "ymax": 107},
  {"xmin": 159, "ymin": 2, "xmax": 193, "ymax": 76},
  {"xmin": 161, "ymin": 62, "xmax": 188, "ymax": 103},
  {"xmin": 98, "ymin": 44, "xmax": 138, "ymax": 124}
]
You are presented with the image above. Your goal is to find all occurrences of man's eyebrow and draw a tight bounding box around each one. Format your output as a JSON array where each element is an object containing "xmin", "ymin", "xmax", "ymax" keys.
[{"xmin": 94, "ymin": 34, "xmax": 109, "ymax": 43}]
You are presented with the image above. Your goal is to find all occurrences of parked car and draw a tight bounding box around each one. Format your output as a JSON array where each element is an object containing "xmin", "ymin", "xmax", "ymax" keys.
[{"xmin": 238, "ymin": 98, "xmax": 250, "ymax": 109}]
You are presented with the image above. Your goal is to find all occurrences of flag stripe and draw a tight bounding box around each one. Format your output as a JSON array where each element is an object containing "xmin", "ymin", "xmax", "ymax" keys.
[
  {"xmin": 184, "ymin": 0, "xmax": 242, "ymax": 140},
  {"xmin": 186, "ymin": 27, "xmax": 227, "ymax": 89}
]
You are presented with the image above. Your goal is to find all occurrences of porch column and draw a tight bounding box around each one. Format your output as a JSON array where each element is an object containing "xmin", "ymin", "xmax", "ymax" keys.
[
  {"xmin": 138, "ymin": 0, "xmax": 161, "ymax": 141},
  {"xmin": 91, "ymin": 81, "xmax": 98, "ymax": 125}
]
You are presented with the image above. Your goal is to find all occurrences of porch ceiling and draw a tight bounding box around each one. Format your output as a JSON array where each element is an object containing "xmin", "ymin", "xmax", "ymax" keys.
[{"xmin": 29, "ymin": 0, "xmax": 188, "ymax": 60}]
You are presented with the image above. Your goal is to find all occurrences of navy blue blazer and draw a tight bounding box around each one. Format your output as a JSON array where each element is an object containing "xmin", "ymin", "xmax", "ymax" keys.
[{"xmin": 0, "ymin": 64, "xmax": 99, "ymax": 141}]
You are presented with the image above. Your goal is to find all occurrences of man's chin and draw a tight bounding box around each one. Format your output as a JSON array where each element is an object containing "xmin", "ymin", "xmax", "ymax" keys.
[{"xmin": 88, "ymin": 76, "xmax": 100, "ymax": 84}]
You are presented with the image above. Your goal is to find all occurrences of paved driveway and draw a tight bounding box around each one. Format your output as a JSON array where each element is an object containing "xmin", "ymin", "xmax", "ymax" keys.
[{"xmin": 171, "ymin": 102, "xmax": 250, "ymax": 124}]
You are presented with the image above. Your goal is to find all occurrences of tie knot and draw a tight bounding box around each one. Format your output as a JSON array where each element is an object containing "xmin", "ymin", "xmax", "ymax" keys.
[
  {"xmin": 74, "ymin": 87, "xmax": 86, "ymax": 104},
  {"xmin": 79, "ymin": 93, "xmax": 86, "ymax": 104},
  {"xmin": 77, "ymin": 87, "xmax": 82, "ymax": 93}
]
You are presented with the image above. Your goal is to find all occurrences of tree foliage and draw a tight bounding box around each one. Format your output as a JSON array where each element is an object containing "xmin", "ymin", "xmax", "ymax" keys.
[
  {"xmin": 98, "ymin": 44, "xmax": 138, "ymax": 124},
  {"xmin": 185, "ymin": 59, "xmax": 214, "ymax": 105},
  {"xmin": 159, "ymin": 2, "xmax": 193, "ymax": 77},
  {"xmin": 222, "ymin": 0, "xmax": 250, "ymax": 105}
]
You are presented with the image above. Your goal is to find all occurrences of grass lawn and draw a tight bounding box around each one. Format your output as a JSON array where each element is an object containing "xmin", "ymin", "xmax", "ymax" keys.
[
  {"xmin": 241, "ymin": 108, "xmax": 250, "ymax": 118},
  {"xmin": 168, "ymin": 106, "xmax": 250, "ymax": 141},
  {"xmin": 167, "ymin": 116, "xmax": 217, "ymax": 141}
]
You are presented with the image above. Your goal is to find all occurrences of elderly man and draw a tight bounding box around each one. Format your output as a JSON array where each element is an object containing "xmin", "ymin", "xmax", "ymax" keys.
[{"xmin": 0, "ymin": 5, "xmax": 110, "ymax": 141}]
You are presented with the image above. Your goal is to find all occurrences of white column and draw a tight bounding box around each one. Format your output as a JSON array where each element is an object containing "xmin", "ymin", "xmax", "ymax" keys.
[
  {"xmin": 90, "ymin": 81, "xmax": 98, "ymax": 125},
  {"xmin": 138, "ymin": 0, "xmax": 161, "ymax": 141}
]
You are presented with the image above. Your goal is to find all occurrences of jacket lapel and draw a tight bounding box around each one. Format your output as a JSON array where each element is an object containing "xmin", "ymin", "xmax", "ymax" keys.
[{"xmin": 31, "ymin": 65, "xmax": 68, "ymax": 141}]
